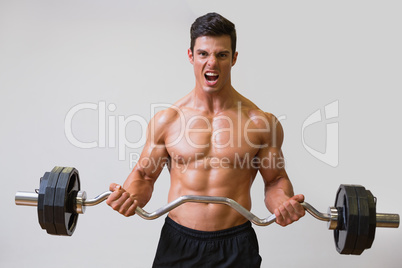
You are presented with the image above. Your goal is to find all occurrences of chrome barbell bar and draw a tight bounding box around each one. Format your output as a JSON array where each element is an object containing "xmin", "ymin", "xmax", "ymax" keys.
[{"xmin": 15, "ymin": 190, "xmax": 399, "ymax": 229}]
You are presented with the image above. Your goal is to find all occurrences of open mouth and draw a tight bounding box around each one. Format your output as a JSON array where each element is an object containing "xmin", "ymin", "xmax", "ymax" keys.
[{"xmin": 204, "ymin": 72, "xmax": 219, "ymax": 84}]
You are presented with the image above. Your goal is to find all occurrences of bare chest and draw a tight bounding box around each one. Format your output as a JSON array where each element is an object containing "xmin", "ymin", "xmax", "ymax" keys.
[{"xmin": 165, "ymin": 111, "xmax": 265, "ymax": 165}]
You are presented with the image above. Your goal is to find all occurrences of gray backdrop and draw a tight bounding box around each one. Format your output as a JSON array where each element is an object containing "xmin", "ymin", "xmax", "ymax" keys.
[{"xmin": 1, "ymin": 1, "xmax": 401, "ymax": 267}]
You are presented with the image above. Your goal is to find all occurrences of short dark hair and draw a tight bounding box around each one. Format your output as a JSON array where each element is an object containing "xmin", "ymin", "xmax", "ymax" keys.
[{"xmin": 190, "ymin": 12, "xmax": 237, "ymax": 58}]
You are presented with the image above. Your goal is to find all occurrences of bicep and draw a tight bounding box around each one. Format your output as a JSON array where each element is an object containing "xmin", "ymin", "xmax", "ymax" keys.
[
  {"xmin": 258, "ymin": 146, "xmax": 288, "ymax": 186},
  {"xmin": 133, "ymin": 142, "xmax": 169, "ymax": 182},
  {"xmin": 258, "ymin": 113, "xmax": 287, "ymax": 185},
  {"xmin": 130, "ymin": 111, "xmax": 171, "ymax": 183}
]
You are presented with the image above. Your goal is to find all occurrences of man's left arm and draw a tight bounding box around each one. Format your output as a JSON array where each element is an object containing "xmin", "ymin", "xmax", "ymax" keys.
[{"xmin": 257, "ymin": 113, "xmax": 305, "ymax": 226}]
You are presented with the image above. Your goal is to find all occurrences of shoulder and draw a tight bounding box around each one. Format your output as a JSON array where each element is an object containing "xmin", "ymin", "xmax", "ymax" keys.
[
  {"xmin": 152, "ymin": 106, "xmax": 181, "ymax": 126},
  {"xmin": 153, "ymin": 91, "xmax": 194, "ymax": 125},
  {"xmin": 235, "ymin": 92, "xmax": 278, "ymax": 126},
  {"xmin": 147, "ymin": 103, "xmax": 185, "ymax": 146},
  {"xmin": 245, "ymin": 107, "xmax": 284, "ymax": 148},
  {"xmin": 234, "ymin": 93, "xmax": 283, "ymax": 135},
  {"xmin": 246, "ymin": 108, "xmax": 281, "ymax": 130}
]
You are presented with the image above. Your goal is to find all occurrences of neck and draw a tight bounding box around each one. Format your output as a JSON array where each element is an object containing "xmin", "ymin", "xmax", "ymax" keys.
[{"xmin": 192, "ymin": 84, "xmax": 237, "ymax": 114}]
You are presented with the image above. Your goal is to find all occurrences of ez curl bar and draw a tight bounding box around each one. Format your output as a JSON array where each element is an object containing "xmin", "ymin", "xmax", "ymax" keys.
[{"xmin": 15, "ymin": 167, "xmax": 399, "ymax": 255}]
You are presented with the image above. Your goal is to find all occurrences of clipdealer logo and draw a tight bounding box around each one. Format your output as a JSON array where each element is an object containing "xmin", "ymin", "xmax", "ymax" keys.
[
  {"xmin": 64, "ymin": 100, "xmax": 339, "ymax": 168},
  {"xmin": 64, "ymin": 102, "xmax": 170, "ymax": 161},
  {"xmin": 301, "ymin": 100, "xmax": 339, "ymax": 167}
]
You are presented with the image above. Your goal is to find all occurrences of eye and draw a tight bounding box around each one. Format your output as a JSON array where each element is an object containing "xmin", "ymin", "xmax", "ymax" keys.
[
  {"xmin": 199, "ymin": 51, "xmax": 208, "ymax": 57},
  {"xmin": 219, "ymin": 53, "xmax": 228, "ymax": 58}
]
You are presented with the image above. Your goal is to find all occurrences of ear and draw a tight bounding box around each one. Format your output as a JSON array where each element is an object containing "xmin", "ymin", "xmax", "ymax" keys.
[
  {"xmin": 231, "ymin": 51, "xmax": 238, "ymax": 67},
  {"xmin": 188, "ymin": 48, "xmax": 194, "ymax": 64}
]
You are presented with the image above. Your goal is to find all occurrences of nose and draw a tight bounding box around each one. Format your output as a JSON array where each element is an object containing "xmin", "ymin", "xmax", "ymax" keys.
[{"xmin": 207, "ymin": 54, "xmax": 217, "ymax": 67}]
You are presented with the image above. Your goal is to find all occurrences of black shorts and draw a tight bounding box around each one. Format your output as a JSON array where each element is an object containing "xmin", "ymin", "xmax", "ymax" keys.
[{"xmin": 152, "ymin": 217, "xmax": 262, "ymax": 268}]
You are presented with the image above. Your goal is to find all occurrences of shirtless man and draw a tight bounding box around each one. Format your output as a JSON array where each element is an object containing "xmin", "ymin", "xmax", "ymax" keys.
[{"xmin": 106, "ymin": 13, "xmax": 305, "ymax": 267}]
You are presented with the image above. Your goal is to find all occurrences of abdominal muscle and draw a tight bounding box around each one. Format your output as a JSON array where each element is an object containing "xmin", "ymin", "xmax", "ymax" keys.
[{"xmin": 167, "ymin": 164, "xmax": 257, "ymax": 231}]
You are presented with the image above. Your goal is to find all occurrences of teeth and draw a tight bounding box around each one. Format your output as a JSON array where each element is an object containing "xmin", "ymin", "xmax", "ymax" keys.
[{"xmin": 205, "ymin": 72, "xmax": 218, "ymax": 76}]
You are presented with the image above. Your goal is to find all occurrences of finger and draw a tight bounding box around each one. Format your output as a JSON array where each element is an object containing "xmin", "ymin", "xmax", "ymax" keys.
[
  {"xmin": 109, "ymin": 183, "xmax": 118, "ymax": 192},
  {"xmin": 107, "ymin": 191, "xmax": 129, "ymax": 211},
  {"xmin": 106, "ymin": 187, "xmax": 123, "ymax": 205},
  {"xmin": 278, "ymin": 205, "xmax": 291, "ymax": 226},
  {"xmin": 107, "ymin": 184, "xmax": 127, "ymax": 203},
  {"xmin": 125, "ymin": 199, "xmax": 139, "ymax": 217},
  {"xmin": 290, "ymin": 194, "xmax": 305, "ymax": 203},
  {"xmin": 109, "ymin": 183, "xmax": 122, "ymax": 192},
  {"xmin": 283, "ymin": 201, "xmax": 299, "ymax": 223},
  {"xmin": 286, "ymin": 200, "xmax": 305, "ymax": 221},
  {"xmin": 289, "ymin": 199, "xmax": 306, "ymax": 217},
  {"xmin": 119, "ymin": 193, "xmax": 135, "ymax": 216},
  {"xmin": 274, "ymin": 208, "xmax": 285, "ymax": 226}
]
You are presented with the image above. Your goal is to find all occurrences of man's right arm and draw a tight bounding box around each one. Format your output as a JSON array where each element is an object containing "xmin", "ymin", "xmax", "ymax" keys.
[{"xmin": 106, "ymin": 109, "xmax": 173, "ymax": 217}]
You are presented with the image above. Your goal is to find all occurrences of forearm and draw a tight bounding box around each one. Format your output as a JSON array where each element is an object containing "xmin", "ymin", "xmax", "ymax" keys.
[
  {"xmin": 264, "ymin": 176, "xmax": 295, "ymax": 213},
  {"xmin": 122, "ymin": 168, "xmax": 155, "ymax": 208}
]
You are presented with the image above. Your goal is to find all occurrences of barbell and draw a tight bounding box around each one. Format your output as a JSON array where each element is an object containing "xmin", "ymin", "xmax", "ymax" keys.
[{"xmin": 15, "ymin": 166, "xmax": 399, "ymax": 255}]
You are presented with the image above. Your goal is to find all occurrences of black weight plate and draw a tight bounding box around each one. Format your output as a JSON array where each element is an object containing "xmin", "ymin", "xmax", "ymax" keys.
[
  {"xmin": 334, "ymin": 184, "xmax": 359, "ymax": 254},
  {"xmin": 53, "ymin": 167, "xmax": 71, "ymax": 236},
  {"xmin": 54, "ymin": 167, "xmax": 80, "ymax": 236},
  {"xmin": 366, "ymin": 190, "xmax": 376, "ymax": 249},
  {"xmin": 43, "ymin": 166, "xmax": 64, "ymax": 235},
  {"xmin": 38, "ymin": 172, "xmax": 50, "ymax": 230},
  {"xmin": 351, "ymin": 185, "xmax": 369, "ymax": 255}
]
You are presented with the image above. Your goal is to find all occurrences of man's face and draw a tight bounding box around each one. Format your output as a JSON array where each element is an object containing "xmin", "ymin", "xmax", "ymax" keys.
[{"xmin": 188, "ymin": 35, "xmax": 238, "ymax": 94}]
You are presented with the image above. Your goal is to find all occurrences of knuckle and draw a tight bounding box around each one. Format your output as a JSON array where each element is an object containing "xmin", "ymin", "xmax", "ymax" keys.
[
  {"xmin": 300, "ymin": 209, "xmax": 306, "ymax": 217},
  {"xmin": 124, "ymin": 211, "xmax": 133, "ymax": 217},
  {"xmin": 111, "ymin": 192, "xmax": 121, "ymax": 200},
  {"xmin": 124, "ymin": 197, "xmax": 134, "ymax": 206}
]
